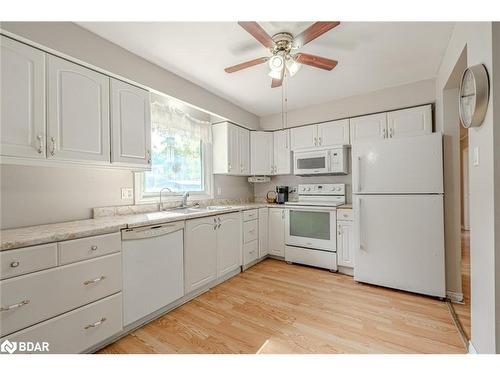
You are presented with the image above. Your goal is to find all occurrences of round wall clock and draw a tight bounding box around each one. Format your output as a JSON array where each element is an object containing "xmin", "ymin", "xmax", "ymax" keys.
[{"xmin": 459, "ymin": 64, "xmax": 490, "ymax": 128}]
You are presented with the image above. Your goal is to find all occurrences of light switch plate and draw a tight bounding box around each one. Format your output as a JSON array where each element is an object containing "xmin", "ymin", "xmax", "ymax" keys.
[
  {"xmin": 217, "ymin": 187, "xmax": 222, "ymax": 196},
  {"xmin": 473, "ymin": 147, "xmax": 479, "ymax": 166},
  {"xmin": 121, "ymin": 188, "xmax": 133, "ymax": 200}
]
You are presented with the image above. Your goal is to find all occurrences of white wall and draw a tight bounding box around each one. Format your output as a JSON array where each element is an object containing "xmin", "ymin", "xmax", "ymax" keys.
[
  {"xmin": 0, "ymin": 22, "xmax": 259, "ymax": 130},
  {"xmin": 260, "ymin": 79, "xmax": 436, "ymax": 130},
  {"xmin": 435, "ymin": 22, "xmax": 499, "ymax": 354}
]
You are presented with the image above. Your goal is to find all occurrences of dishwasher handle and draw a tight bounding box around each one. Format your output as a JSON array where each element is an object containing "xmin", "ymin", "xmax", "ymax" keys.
[{"xmin": 122, "ymin": 221, "xmax": 185, "ymax": 240}]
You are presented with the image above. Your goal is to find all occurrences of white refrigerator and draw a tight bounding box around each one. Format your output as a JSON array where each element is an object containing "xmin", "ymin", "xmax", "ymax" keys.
[{"xmin": 352, "ymin": 133, "xmax": 446, "ymax": 298}]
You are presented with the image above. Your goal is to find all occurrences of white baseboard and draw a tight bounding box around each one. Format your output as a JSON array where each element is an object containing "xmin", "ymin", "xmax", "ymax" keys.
[
  {"xmin": 468, "ymin": 341, "xmax": 477, "ymax": 354},
  {"xmin": 447, "ymin": 290, "xmax": 464, "ymax": 303}
]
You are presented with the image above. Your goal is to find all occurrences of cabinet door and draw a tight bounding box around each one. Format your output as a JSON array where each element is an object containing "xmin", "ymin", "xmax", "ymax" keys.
[
  {"xmin": 228, "ymin": 124, "xmax": 240, "ymax": 175},
  {"xmin": 47, "ymin": 55, "xmax": 110, "ymax": 162},
  {"xmin": 317, "ymin": 119, "xmax": 350, "ymax": 147},
  {"xmin": 217, "ymin": 213, "xmax": 242, "ymax": 277},
  {"xmin": 258, "ymin": 208, "xmax": 269, "ymax": 258},
  {"xmin": 387, "ymin": 105, "xmax": 432, "ymax": 139},
  {"xmin": 268, "ymin": 208, "xmax": 285, "ymax": 257},
  {"xmin": 111, "ymin": 79, "xmax": 151, "ymax": 166},
  {"xmin": 239, "ymin": 127, "xmax": 250, "ymax": 175},
  {"xmin": 273, "ymin": 129, "xmax": 292, "ymax": 175},
  {"xmin": 1, "ymin": 36, "xmax": 46, "ymax": 159},
  {"xmin": 350, "ymin": 113, "xmax": 387, "ymax": 143},
  {"xmin": 251, "ymin": 132, "xmax": 273, "ymax": 175},
  {"xmin": 337, "ymin": 221, "xmax": 354, "ymax": 268},
  {"xmin": 184, "ymin": 217, "xmax": 218, "ymax": 293},
  {"xmin": 290, "ymin": 125, "xmax": 317, "ymax": 150}
]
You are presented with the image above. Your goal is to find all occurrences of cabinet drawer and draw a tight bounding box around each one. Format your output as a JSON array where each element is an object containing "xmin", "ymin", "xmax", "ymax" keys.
[
  {"xmin": 0, "ymin": 253, "xmax": 121, "ymax": 337},
  {"xmin": 243, "ymin": 241, "xmax": 258, "ymax": 265},
  {"xmin": 243, "ymin": 209, "xmax": 258, "ymax": 221},
  {"xmin": 243, "ymin": 220, "xmax": 258, "ymax": 244},
  {"xmin": 337, "ymin": 209, "xmax": 353, "ymax": 221},
  {"xmin": 58, "ymin": 232, "xmax": 121, "ymax": 265},
  {"xmin": 0, "ymin": 243, "xmax": 57, "ymax": 280},
  {"xmin": 4, "ymin": 293, "xmax": 122, "ymax": 354}
]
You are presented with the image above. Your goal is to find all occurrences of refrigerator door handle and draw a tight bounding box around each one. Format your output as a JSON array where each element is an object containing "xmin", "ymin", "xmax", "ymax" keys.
[
  {"xmin": 355, "ymin": 156, "xmax": 362, "ymax": 192},
  {"xmin": 356, "ymin": 197, "xmax": 366, "ymax": 252}
]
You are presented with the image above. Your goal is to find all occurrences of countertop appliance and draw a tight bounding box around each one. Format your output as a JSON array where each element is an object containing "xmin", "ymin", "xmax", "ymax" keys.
[
  {"xmin": 276, "ymin": 186, "xmax": 289, "ymax": 204},
  {"xmin": 122, "ymin": 221, "xmax": 184, "ymax": 326},
  {"xmin": 294, "ymin": 146, "xmax": 348, "ymax": 176},
  {"xmin": 352, "ymin": 133, "xmax": 445, "ymax": 298},
  {"xmin": 284, "ymin": 183, "xmax": 346, "ymax": 272}
]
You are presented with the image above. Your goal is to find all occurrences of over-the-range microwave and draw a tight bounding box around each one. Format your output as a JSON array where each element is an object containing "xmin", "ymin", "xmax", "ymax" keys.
[{"xmin": 293, "ymin": 146, "xmax": 349, "ymax": 175}]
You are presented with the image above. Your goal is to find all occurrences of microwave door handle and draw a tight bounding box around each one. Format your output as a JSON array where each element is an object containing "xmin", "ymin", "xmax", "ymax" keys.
[{"xmin": 327, "ymin": 151, "xmax": 331, "ymax": 172}]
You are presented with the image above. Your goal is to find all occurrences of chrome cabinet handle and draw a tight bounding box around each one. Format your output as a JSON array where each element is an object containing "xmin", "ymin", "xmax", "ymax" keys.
[
  {"xmin": 318, "ymin": 137, "xmax": 322, "ymax": 146},
  {"xmin": 382, "ymin": 128, "xmax": 387, "ymax": 138},
  {"xmin": 228, "ymin": 163, "xmax": 232, "ymax": 171},
  {"xmin": 281, "ymin": 210, "xmax": 284, "ymax": 219},
  {"xmin": 314, "ymin": 137, "xmax": 317, "ymax": 146},
  {"xmin": 50, "ymin": 137, "xmax": 56, "ymax": 156},
  {"xmin": 10, "ymin": 261, "xmax": 20, "ymax": 268},
  {"xmin": 147, "ymin": 150, "xmax": 152, "ymax": 164},
  {"xmin": 36, "ymin": 135, "xmax": 43, "ymax": 154},
  {"xmin": 1, "ymin": 299, "xmax": 30, "ymax": 312},
  {"xmin": 389, "ymin": 127, "xmax": 394, "ymax": 138},
  {"xmin": 90, "ymin": 245, "xmax": 98, "ymax": 251},
  {"xmin": 83, "ymin": 275, "xmax": 106, "ymax": 285},
  {"xmin": 84, "ymin": 317, "xmax": 106, "ymax": 330}
]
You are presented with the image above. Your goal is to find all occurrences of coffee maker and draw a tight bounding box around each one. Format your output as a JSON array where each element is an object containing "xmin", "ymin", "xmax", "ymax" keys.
[{"xmin": 275, "ymin": 186, "xmax": 289, "ymax": 204}]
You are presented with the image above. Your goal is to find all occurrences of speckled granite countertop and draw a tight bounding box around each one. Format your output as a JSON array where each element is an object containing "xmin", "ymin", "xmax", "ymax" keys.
[
  {"xmin": 0, "ymin": 202, "xmax": 353, "ymax": 251},
  {"xmin": 0, "ymin": 203, "xmax": 275, "ymax": 251}
]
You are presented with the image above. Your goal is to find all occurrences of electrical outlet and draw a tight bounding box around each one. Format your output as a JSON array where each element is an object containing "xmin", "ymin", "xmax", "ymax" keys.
[{"xmin": 121, "ymin": 188, "xmax": 133, "ymax": 200}]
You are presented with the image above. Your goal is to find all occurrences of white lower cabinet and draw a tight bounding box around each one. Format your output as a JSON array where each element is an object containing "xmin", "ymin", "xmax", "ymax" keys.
[
  {"xmin": 268, "ymin": 208, "xmax": 285, "ymax": 257},
  {"xmin": 185, "ymin": 213, "xmax": 242, "ymax": 294},
  {"xmin": 217, "ymin": 213, "xmax": 242, "ymax": 277},
  {"xmin": 337, "ymin": 209, "xmax": 354, "ymax": 269},
  {"xmin": 258, "ymin": 208, "xmax": 269, "ymax": 258},
  {"xmin": 4, "ymin": 293, "xmax": 122, "ymax": 354},
  {"xmin": 184, "ymin": 216, "xmax": 218, "ymax": 293}
]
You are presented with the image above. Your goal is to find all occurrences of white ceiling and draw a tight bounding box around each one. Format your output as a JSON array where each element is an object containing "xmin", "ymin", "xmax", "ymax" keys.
[{"xmin": 78, "ymin": 22, "xmax": 454, "ymax": 117}]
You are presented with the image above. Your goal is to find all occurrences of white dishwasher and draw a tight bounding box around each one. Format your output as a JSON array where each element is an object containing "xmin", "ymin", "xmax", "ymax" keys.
[{"xmin": 121, "ymin": 221, "xmax": 184, "ymax": 326}]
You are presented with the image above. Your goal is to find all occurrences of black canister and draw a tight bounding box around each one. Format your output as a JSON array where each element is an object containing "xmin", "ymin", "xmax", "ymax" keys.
[{"xmin": 275, "ymin": 186, "xmax": 289, "ymax": 204}]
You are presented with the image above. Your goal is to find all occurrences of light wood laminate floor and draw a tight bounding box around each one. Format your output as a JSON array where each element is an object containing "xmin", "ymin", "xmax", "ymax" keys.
[{"xmin": 99, "ymin": 259, "xmax": 466, "ymax": 354}]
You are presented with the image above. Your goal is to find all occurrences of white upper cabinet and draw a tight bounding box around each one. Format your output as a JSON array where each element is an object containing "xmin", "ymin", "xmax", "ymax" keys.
[
  {"xmin": 290, "ymin": 125, "xmax": 316, "ymax": 150},
  {"xmin": 47, "ymin": 55, "xmax": 110, "ymax": 162},
  {"xmin": 387, "ymin": 105, "xmax": 432, "ymax": 139},
  {"xmin": 239, "ymin": 127, "xmax": 250, "ymax": 175},
  {"xmin": 110, "ymin": 79, "xmax": 151, "ymax": 167},
  {"xmin": 212, "ymin": 122, "xmax": 250, "ymax": 175},
  {"xmin": 350, "ymin": 113, "xmax": 387, "ymax": 143},
  {"xmin": 317, "ymin": 119, "xmax": 350, "ymax": 147},
  {"xmin": 0, "ymin": 37, "xmax": 46, "ymax": 159},
  {"xmin": 273, "ymin": 129, "xmax": 292, "ymax": 175},
  {"xmin": 291, "ymin": 120, "xmax": 350, "ymax": 151},
  {"xmin": 251, "ymin": 132, "xmax": 273, "ymax": 175}
]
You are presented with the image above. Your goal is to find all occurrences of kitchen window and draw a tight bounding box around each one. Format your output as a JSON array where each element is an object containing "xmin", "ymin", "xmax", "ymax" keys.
[{"xmin": 135, "ymin": 98, "xmax": 213, "ymax": 203}]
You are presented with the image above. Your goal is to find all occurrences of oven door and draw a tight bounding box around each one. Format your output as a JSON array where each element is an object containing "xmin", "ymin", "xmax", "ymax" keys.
[
  {"xmin": 285, "ymin": 206, "xmax": 337, "ymax": 251},
  {"xmin": 294, "ymin": 149, "xmax": 330, "ymax": 175}
]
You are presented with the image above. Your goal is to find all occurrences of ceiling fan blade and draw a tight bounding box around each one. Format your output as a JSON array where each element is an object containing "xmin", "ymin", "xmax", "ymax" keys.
[
  {"xmin": 295, "ymin": 53, "xmax": 338, "ymax": 71},
  {"xmin": 271, "ymin": 69, "xmax": 284, "ymax": 88},
  {"xmin": 224, "ymin": 57, "xmax": 269, "ymax": 73},
  {"xmin": 238, "ymin": 22, "xmax": 274, "ymax": 48},
  {"xmin": 294, "ymin": 22, "xmax": 340, "ymax": 47}
]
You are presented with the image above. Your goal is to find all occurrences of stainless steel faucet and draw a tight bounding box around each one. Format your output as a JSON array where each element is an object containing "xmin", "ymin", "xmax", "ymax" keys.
[
  {"xmin": 181, "ymin": 192, "xmax": 190, "ymax": 208},
  {"xmin": 159, "ymin": 187, "xmax": 172, "ymax": 211}
]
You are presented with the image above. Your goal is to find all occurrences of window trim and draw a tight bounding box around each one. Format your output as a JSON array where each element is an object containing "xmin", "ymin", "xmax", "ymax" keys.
[{"xmin": 134, "ymin": 141, "xmax": 214, "ymax": 204}]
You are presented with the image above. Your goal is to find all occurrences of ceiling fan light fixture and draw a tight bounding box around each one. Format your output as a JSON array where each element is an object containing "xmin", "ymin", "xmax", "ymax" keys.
[
  {"xmin": 286, "ymin": 57, "xmax": 301, "ymax": 77},
  {"xmin": 268, "ymin": 55, "xmax": 284, "ymax": 71},
  {"xmin": 268, "ymin": 69, "xmax": 283, "ymax": 79}
]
